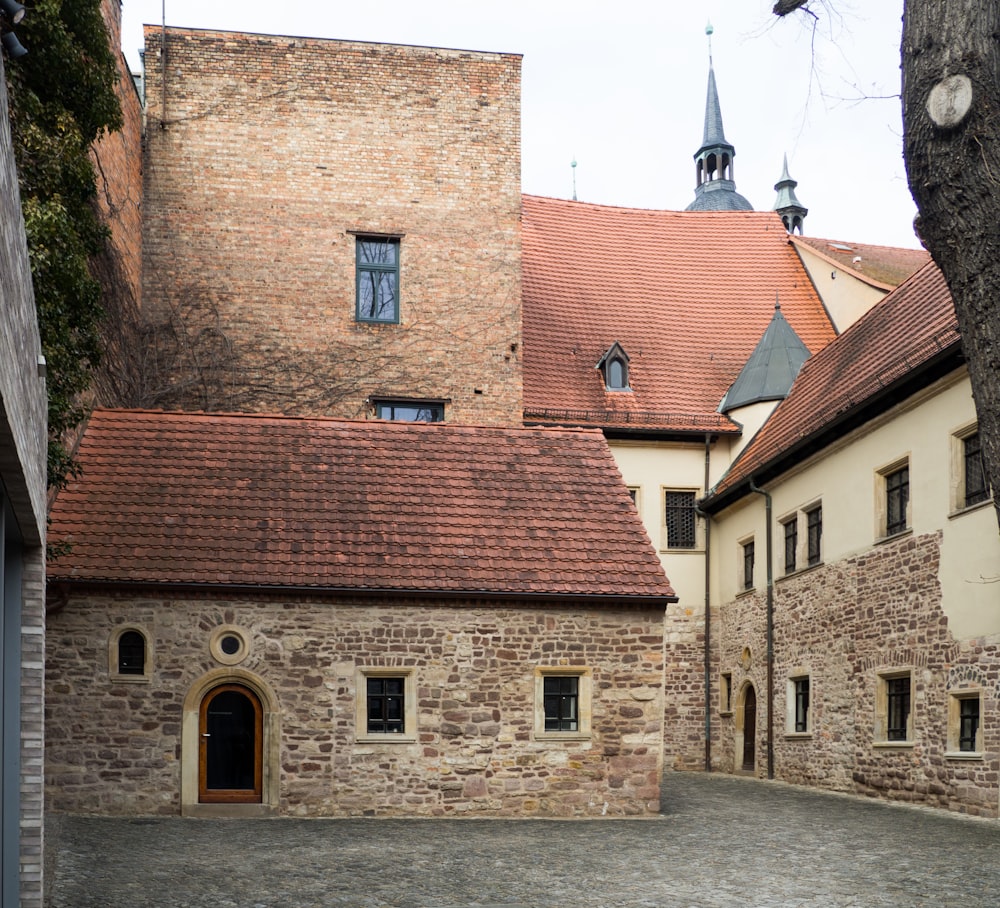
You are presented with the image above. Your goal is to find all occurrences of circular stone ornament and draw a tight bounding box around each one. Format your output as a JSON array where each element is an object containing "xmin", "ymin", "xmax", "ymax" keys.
[
  {"xmin": 926, "ymin": 74, "xmax": 973, "ymax": 128},
  {"xmin": 209, "ymin": 624, "xmax": 251, "ymax": 665}
]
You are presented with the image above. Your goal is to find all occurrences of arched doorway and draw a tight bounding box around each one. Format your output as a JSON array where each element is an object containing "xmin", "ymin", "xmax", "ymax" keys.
[
  {"xmin": 741, "ymin": 685, "xmax": 757, "ymax": 772},
  {"xmin": 198, "ymin": 684, "xmax": 263, "ymax": 804}
]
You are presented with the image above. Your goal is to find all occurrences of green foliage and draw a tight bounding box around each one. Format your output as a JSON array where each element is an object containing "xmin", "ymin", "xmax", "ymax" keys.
[{"xmin": 5, "ymin": 0, "xmax": 122, "ymax": 489}]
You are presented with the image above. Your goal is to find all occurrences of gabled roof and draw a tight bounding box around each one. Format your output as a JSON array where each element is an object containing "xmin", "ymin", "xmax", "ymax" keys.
[
  {"xmin": 791, "ymin": 235, "xmax": 930, "ymax": 291},
  {"xmin": 720, "ymin": 301, "xmax": 811, "ymax": 413},
  {"xmin": 47, "ymin": 410, "xmax": 675, "ymax": 602},
  {"xmin": 704, "ymin": 261, "xmax": 961, "ymax": 511},
  {"xmin": 521, "ymin": 196, "xmax": 836, "ymax": 433}
]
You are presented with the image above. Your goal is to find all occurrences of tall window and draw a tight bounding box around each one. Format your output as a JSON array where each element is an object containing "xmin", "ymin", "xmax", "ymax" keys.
[
  {"xmin": 664, "ymin": 491, "xmax": 697, "ymax": 549},
  {"xmin": 886, "ymin": 676, "xmax": 911, "ymax": 742},
  {"xmin": 783, "ymin": 517, "xmax": 798, "ymax": 573},
  {"xmin": 806, "ymin": 505, "xmax": 822, "ymax": 566},
  {"xmin": 366, "ymin": 676, "xmax": 405, "ymax": 734},
  {"xmin": 885, "ymin": 465, "xmax": 909, "ymax": 536},
  {"xmin": 959, "ymin": 697, "xmax": 980, "ymax": 753},
  {"xmin": 742, "ymin": 539, "xmax": 755, "ymax": 591},
  {"xmin": 117, "ymin": 630, "xmax": 146, "ymax": 675},
  {"xmin": 793, "ymin": 677, "xmax": 810, "ymax": 733},
  {"xmin": 964, "ymin": 433, "xmax": 989, "ymax": 507},
  {"xmin": 543, "ymin": 676, "xmax": 579, "ymax": 732},
  {"xmin": 356, "ymin": 237, "xmax": 400, "ymax": 323}
]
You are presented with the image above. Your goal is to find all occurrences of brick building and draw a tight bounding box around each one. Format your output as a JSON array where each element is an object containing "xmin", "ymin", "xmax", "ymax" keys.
[
  {"xmin": 140, "ymin": 27, "xmax": 522, "ymax": 423},
  {"xmin": 45, "ymin": 411, "xmax": 673, "ymax": 818}
]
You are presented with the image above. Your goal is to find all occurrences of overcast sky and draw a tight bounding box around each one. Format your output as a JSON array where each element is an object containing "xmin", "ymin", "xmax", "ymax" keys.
[{"xmin": 120, "ymin": 1, "xmax": 917, "ymax": 248}]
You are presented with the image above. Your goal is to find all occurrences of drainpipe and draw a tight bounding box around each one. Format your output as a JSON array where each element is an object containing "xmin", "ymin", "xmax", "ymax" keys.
[
  {"xmin": 698, "ymin": 433, "xmax": 712, "ymax": 772},
  {"xmin": 749, "ymin": 478, "xmax": 774, "ymax": 781}
]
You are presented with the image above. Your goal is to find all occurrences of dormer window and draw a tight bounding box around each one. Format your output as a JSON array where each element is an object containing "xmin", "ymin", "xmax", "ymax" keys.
[{"xmin": 597, "ymin": 342, "xmax": 631, "ymax": 392}]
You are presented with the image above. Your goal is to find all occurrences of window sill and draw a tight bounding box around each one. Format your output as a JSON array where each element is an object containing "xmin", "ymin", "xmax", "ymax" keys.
[
  {"xmin": 355, "ymin": 733, "xmax": 417, "ymax": 744},
  {"xmin": 944, "ymin": 751, "xmax": 984, "ymax": 761},
  {"xmin": 719, "ymin": 710, "xmax": 733, "ymax": 718},
  {"xmin": 875, "ymin": 528, "xmax": 912, "ymax": 546},
  {"xmin": 535, "ymin": 732, "xmax": 592, "ymax": 742},
  {"xmin": 783, "ymin": 732, "xmax": 813, "ymax": 740},
  {"xmin": 776, "ymin": 562, "xmax": 824, "ymax": 584},
  {"xmin": 948, "ymin": 498, "xmax": 994, "ymax": 520},
  {"xmin": 735, "ymin": 587, "xmax": 756, "ymax": 599},
  {"xmin": 110, "ymin": 674, "xmax": 152, "ymax": 684},
  {"xmin": 660, "ymin": 547, "xmax": 705, "ymax": 555},
  {"xmin": 873, "ymin": 740, "xmax": 915, "ymax": 749}
]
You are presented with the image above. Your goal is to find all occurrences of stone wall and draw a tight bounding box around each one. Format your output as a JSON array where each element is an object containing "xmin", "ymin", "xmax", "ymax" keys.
[
  {"xmin": 140, "ymin": 28, "xmax": 523, "ymax": 423},
  {"xmin": 0, "ymin": 52, "xmax": 49, "ymax": 908},
  {"xmin": 45, "ymin": 592, "xmax": 665, "ymax": 817},
  {"xmin": 715, "ymin": 532, "xmax": 1000, "ymax": 817}
]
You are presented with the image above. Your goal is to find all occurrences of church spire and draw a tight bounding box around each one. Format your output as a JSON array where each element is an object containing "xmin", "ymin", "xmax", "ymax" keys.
[
  {"xmin": 685, "ymin": 25, "xmax": 753, "ymax": 212},
  {"xmin": 773, "ymin": 153, "xmax": 808, "ymax": 234}
]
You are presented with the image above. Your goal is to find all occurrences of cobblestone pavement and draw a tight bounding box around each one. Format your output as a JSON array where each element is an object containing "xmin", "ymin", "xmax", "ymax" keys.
[{"xmin": 45, "ymin": 772, "xmax": 1000, "ymax": 908}]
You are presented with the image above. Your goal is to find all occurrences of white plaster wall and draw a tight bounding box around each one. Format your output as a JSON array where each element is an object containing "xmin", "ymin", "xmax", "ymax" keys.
[{"xmin": 794, "ymin": 245, "xmax": 887, "ymax": 333}]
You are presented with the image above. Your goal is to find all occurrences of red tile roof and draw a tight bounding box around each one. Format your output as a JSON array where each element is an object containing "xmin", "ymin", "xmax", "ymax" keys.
[
  {"xmin": 791, "ymin": 235, "xmax": 930, "ymax": 290},
  {"xmin": 48, "ymin": 410, "xmax": 675, "ymax": 602},
  {"xmin": 705, "ymin": 261, "xmax": 960, "ymax": 508},
  {"xmin": 522, "ymin": 196, "xmax": 836, "ymax": 431}
]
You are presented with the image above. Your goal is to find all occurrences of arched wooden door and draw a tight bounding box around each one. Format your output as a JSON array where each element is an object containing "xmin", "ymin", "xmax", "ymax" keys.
[
  {"xmin": 199, "ymin": 684, "xmax": 263, "ymax": 803},
  {"xmin": 742, "ymin": 685, "xmax": 757, "ymax": 771}
]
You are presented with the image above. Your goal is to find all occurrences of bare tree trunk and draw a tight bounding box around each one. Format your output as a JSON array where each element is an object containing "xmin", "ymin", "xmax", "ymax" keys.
[{"xmin": 902, "ymin": 0, "xmax": 1000, "ymax": 531}]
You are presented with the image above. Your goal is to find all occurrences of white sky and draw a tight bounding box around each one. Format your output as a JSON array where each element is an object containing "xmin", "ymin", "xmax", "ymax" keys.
[{"xmin": 120, "ymin": 1, "xmax": 918, "ymax": 248}]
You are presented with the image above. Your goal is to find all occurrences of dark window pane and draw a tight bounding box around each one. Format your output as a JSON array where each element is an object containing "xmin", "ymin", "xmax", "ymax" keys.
[
  {"xmin": 366, "ymin": 676, "xmax": 405, "ymax": 734},
  {"xmin": 886, "ymin": 676, "xmax": 910, "ymax": 741},
  {"xmin": 117, "ymin": 631, "xmax": 145, "ymax": 675},
  {"xmin": 886, "ymin": 467, "xmax": 909, "ymax": 536},
  {"xmin": 964, "ymin": 434, "xmax": 989, "ymax": 507},
  {"xmin": 743, "ymin": 541, "xmax": 755, "ymax": 591},
  {"xmin": 665, "ymin": 491, "xmax": 697, "ymax": 549},
  {"xmin": 607, "ymin": 358, "xmax": 627, "ymax": 389},
  {"xmin": 807, "ymin": 507, "xmax": 822, "ymax": 566},
  {"xmin": 784, "ymin": 519, "xmax": 797, "ymax": 573},
  {"xmin": 794, "ymin": 678, "xmax": 809, "ymax": 733},
  {"xmin": 959, "ymin": 698, "xmax": 980, "ymax": 752},
  {"xmin": 206, "ymin": 689, "xmax": 257, "ymax": 790},
  {"xmin": 543, "ymin": 676, "xmax": 579, "ymax": 731},
  {"xmin": 376, "ymin": 403, "xmax": 443, "ymax": 422}
]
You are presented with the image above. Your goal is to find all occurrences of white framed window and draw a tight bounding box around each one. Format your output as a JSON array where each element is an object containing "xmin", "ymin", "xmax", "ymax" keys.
[
  {"xmin": 109, "ymin": 625, "xmax": 152, "ymax": 682},
  {"xmin": 534, "ymin": 667, "xmax": 591, "ymax": 740},
  {"xmin": 786, "ymin": 674, "xmax": 811, "ymax": 735},
  {"xmin": 947, "ymin": 690, "xmax": 983, "ymax": 757},
  {"xmin": 355, "ymin": 667, "xmax": 417, "ymax": 743},
  {"xmin": 875, "ymin": 669, "xmax": 913, "ymax": 745}
]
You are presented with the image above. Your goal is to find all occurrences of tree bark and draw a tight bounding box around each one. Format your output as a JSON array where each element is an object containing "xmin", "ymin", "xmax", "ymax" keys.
[{"xmin": 902, "ymin": 1, "xmax": 1000, "ymax": 531}]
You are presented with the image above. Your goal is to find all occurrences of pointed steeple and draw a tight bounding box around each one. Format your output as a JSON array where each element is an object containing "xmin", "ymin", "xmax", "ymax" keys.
[
  {"xmin": 685, "ymin": 28, "xmax": 753, "ymax": 212},
  {"xmin": 773, "ymin": 154, "xmax": 808, "ymax": 234},
  {"xmin": 720, "ymin": 296, "xmax": 810, "ymax": 413}
]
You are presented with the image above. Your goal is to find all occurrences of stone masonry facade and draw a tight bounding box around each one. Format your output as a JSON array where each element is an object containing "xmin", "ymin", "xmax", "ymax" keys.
[
  {"xmin": 714, "ymin": 532, "xmax": 1000, "ymax": 817},
  {"xmin": 141, "ymin": 28, "xmax": 523, "ymax": 423},
  {"xmin": 45, "ymin": 593, "xmax": 665, "ymax": 818}
]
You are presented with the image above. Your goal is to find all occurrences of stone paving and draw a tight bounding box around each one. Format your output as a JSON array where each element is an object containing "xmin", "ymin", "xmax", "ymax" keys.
[{"xmin": 44, "ymin": 771, "xmax": 1000, "ymax": 908}]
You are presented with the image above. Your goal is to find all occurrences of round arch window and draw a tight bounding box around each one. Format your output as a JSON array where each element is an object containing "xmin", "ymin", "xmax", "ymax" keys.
[{"xmin": 209, "ymin": 625, "xmax": 251, "ymax": 666}]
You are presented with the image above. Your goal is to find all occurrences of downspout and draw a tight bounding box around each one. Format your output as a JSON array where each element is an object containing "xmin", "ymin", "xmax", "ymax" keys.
[
  {"xmin": 698, "ymin": 433, "xmax": 712, "ymax": 772},
  {"xmin": 749, "ymin": 478, "xmax": 774, "ymax": 781}
]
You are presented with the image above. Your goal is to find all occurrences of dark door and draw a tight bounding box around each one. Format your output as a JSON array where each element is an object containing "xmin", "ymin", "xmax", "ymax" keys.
[
  {"xmin": 199, "ymin": 684, "xmax": 262, "ymax": 803},
  {"xmin": 742, "ymin": 685, "xmax": 757, "ymax": 771}
]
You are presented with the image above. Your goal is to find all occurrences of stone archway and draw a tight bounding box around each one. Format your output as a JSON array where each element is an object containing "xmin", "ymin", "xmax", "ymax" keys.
[{"xmin": 181, "ymin": 668, "xmax": 280, "ymax": 816}]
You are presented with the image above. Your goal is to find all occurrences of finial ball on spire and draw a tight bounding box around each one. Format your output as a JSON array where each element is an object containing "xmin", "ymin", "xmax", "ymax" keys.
[{"xmin": 706, "ymin": 21, "xmax": 714, "ymax": 36}]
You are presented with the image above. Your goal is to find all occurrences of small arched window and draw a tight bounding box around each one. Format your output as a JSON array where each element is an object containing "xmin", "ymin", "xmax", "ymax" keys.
[
  {"xmin": 118, "ymin": 630, "xmax": 146, "ymax": 675},
  {"xmin": 597, "ymin": 341, "xmax": 631, "ymax": 392}
]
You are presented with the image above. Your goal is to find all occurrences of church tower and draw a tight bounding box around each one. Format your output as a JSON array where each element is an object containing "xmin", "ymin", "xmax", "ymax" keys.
[
  {"xmin": 685, "ymin": 27, "xmax": 753, "ymax": 212},
  {"xmin": 773, "ymin": 153, "xmax": 808, "ymax": 234}
]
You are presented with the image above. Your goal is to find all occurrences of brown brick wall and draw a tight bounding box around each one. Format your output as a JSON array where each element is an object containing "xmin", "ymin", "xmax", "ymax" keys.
[
  {"xmin": 45, "ymin": 593, "xmax": 664, "ymax": 817},
  {"xmin": 713, "ymin": 532, "xmax": 1000, "ymax": 817},
  {"xmin": 141, "ymin": 28, "xmax": 523, "ymax": 423}
]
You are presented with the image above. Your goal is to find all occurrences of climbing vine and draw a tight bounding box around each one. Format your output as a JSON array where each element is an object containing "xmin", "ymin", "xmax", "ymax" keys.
[{"xmin": 4, "ymin": 0, "xmax": 122, "ymax": 490}]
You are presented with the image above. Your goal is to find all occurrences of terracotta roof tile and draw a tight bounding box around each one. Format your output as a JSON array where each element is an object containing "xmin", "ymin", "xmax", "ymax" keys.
[
  {"xmin": 48, "ymin": 410, "xmax": 674, "ymax": 601},
  {"xmin": 791, "ymin": 235, "xmax": 930, "ymax": 290},
  {"xmin": 522, "ymin": 196, "xmax": 836, "ymax": 430},
  {"xmin": 706, "ymin": 261, "xmax": 959, "ymax": 506}
]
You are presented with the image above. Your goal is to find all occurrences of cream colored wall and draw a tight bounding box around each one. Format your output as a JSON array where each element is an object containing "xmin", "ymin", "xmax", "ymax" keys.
[
  {"xmin": 721, "ymin": 401, "xmax": 779, "ymax": 463},
  {"xmin": 709, "ymin": 369, "xmax": 1000, "ymax": 639},
  {"xmin": 794, "ymin": 245, "xmax": 887, "ymax": 333}
]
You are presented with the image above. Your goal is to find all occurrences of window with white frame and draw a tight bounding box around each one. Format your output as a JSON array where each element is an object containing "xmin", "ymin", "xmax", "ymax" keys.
[
  {"xmin": 875, "ymin": 670, "xmax": 913, "ymax": 744},
  {"xmin": 534, "ymin": 667, "xmax": 591, "ymax": 739},
  {"xmin": 355, "ymin": 667, "xmax": 417, "ymax": 742},
  {"xmin": 786, "ymin": 675, "xmax": 811, "ymax": 734}
]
